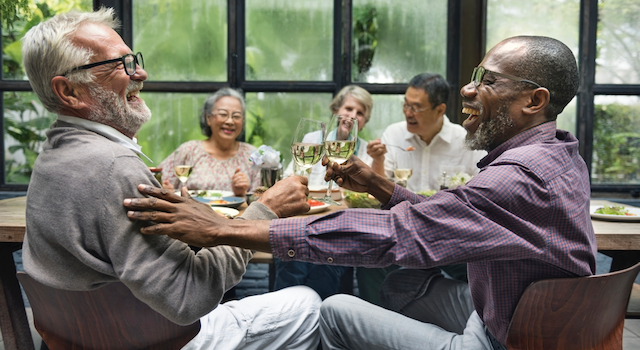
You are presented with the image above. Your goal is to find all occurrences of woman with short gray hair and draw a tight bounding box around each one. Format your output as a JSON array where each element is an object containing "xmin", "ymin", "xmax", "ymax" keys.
[{"xmin": 159, "ymin": 87, "xmax": 260, "ymax": 197}]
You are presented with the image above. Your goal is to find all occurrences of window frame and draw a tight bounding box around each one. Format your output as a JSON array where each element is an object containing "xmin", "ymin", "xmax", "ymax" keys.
[{"xmin": 3, "ymin": 0, "xmax": 636, "ymax": 196}]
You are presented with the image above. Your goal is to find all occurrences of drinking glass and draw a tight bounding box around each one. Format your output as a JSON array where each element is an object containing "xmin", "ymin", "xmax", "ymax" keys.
[
  {"xmin": 319, "ymin": 114, "xmax": 358, "ymax": 205},
  {"xmin": 290, "ymin": 118, "xmax": 326, "ymax": 176},
  {"xmin": 173, "ymin": 165, "xmax": 193, "ymax": 191},
  {"xmin": 393, "ymin": 168, "xmax": 413, "ymax": 188}
]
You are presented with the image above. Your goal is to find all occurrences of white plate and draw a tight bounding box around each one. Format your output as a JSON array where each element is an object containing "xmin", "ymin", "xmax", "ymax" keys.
[
  {"xmin": 194, "ymin": 196, "xmax": 245, "ymax": 209},
  {"xmin": 306, "ymin": 202, "xmax": 330, "ymax": 215},
  {"xmin": 184, "ymin": 190, "xmax": 234, "ymax": 198},
  {"xmin": 211, "ymin": 207, "xmax": 240, "ymax": 218},
  {"xmin": 590, "ymin": 205, "xmax": 640, "ymax": 222}
]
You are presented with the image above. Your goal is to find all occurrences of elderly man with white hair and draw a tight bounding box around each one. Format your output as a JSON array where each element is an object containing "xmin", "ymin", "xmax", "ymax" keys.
[{"xmin": 21, "ymin": 8, "xmax": 320, "ymax": 350}]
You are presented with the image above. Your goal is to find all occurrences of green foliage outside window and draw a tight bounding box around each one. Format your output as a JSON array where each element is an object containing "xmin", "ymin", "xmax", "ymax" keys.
[
  {"xmin": 2, "ymin": 0, "xmax": 90, "ymax": 184},
  {"xmin": 592, "ymin": 103, "xmax": 640, "ymax": 184}
]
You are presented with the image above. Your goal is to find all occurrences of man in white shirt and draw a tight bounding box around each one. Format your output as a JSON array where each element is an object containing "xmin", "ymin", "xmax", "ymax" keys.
[
  {"xmin": 368, "ymin": 73, "xmax": 486, "ymax": 193},
  {"xmin": 362, "ymin": 73, "xmax": 487, "ymax": 306}
]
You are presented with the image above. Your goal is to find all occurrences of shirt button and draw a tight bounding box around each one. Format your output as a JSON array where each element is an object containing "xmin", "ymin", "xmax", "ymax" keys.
[
  {"xmin": 288, "ymin": 250, "xmax": 295, "ymax": 258},
  {"xmin": 327, "ymin": 257, "xmax": 334, "ymax": 263}
]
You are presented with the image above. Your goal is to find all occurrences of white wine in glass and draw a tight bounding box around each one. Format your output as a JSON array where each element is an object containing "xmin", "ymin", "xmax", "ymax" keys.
[
  {"xmin": 174, "ymin": 165, "xmax": 193, "ymax": 190},
  {"xmin": 393, "ymin": 168, "xmax": 413, "ymax": 188},
  {"xmin": 291, "ymin": 118, "xmax": 325, "ymax": 176},
  {"xmin": 320, "ymin": 114, "xmax": 358, "ymax": 205}
]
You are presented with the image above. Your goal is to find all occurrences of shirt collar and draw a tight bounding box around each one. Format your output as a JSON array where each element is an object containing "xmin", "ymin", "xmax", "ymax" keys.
[
  {"xmin": 478, "ymin": 121, "xmax": 557, "ymax": 168},
  {"xmin": 57, "ymin": 114, "xmax": 153, "ymax": 162}
]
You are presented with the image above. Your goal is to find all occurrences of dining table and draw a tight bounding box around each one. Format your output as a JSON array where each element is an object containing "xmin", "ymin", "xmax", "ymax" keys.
[{"xmin": 1, "ymin": 195, "xmax": 639, "ymax": 349}]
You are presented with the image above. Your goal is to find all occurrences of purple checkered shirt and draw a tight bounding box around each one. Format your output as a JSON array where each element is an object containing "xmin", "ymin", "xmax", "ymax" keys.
[{"xmin": 270, "ymin": 121, "xmax": 597, "ymax": 344}]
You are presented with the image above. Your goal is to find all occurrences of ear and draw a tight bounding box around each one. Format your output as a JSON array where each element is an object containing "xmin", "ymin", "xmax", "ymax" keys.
[
  {"xmin": 435, "ymin": 102, "xmax": 447, "ymax": 116},
  {"xmin": 51, "ymin": 76, "xmax": 89, "ymax": 110},
  {"xmin": 523, "ymin": 87, "xmax": 550, "ymax": 115}
]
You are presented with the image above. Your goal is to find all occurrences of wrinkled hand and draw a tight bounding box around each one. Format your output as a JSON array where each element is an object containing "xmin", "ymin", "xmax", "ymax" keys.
[
  {"xmin": 258, "ymin": 176, "xmax": 310, "ymax": 218},
  {"xmin": 123, "ymin": 185, "xmax": 228, "ymax": 247},
  {"xmin": 366, "ymin": 138, "xmax": 387, "ymax": 160},
  {"xmin": 231, "ymin": 168, "xmax": 250, "ymax": 197}
]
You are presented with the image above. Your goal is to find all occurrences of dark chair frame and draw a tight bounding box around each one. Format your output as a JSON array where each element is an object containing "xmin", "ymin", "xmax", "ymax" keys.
[
  {"xmin": 17, "ymin": 272, "xmax": 200, "ymax": 350},
  {"xmin": 505, "ymin": 261, "xmax": 640, "ymax": 350}
]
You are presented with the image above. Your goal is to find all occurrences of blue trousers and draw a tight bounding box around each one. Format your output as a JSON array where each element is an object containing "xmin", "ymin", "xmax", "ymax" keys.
[{"xmin": 274, "ymin": 258, "xmax": 348, "ymax": 300}]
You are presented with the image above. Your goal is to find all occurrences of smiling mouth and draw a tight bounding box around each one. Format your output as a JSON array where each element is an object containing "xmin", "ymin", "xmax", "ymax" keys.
[
  {"xmin": 462, "ymin": 107, "xmax": 480, "ymax": 116},
  {"xmin": 126, "ymin": 91, "xmax": 139, "ymax": 102}
]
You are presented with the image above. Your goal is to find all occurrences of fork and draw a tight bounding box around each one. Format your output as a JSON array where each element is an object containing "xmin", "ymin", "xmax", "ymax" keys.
[{"xmin": 385, "ymin": 144, "xmax": 415, "ymax": 152}]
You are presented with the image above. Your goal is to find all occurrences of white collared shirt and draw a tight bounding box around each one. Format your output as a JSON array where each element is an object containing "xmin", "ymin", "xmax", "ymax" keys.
[
  {"xmin": 56, "ymin": 115, "xmax": 152, "ymax": 162},
  {"xmin": 380, "ymin": 115, "xmax": 486, "ymax": 192}
]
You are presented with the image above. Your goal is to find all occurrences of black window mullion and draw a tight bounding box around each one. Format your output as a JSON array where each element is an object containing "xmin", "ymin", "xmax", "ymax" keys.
[
  {"xmin": 231, "ymin": 0, "xmax": 245, "ymax": 89},
  {"xmin": 337, "ymin": 0, "xmax": 350, "ymax": 92},
  {"xmin": 577, "ymin": 0, "xmax": 597, "ymax": 181}
]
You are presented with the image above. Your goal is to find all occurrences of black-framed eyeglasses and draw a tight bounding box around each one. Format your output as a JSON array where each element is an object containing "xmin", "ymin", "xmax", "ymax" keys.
[
  {"xmin": 471, "ymin": 66, "xmax": 542, "ymax": 89},
  {"xmin": 63, "ymin": 52, "xmax": 144, "ymax": 76}
]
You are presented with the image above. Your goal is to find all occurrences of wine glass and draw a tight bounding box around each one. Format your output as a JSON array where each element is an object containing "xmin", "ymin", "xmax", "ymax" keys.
[
  {"xmin": 290, "ymin": 118, "xmax": 326, "ymax": 177},
  {"xmin": 393, "ymin": 168, "xmax": 413, "ymax": 188},
  {"xmin": 173, "ymin": 165, "xmax": 193, "ymax": 192},
  {"xmin": 319, "ymin": 114, "xmax": 358, "ymax": 205}
]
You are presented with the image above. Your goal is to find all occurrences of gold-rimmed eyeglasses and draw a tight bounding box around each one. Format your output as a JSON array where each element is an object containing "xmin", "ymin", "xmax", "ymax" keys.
[
  {"xmin": 401, "ymin": 102, "xmax": 430, "ymax": 114},
  {"xmin": 213, "ymin": 111, "xmax": 244, "ymax": 122},
  {"xmin": 471, "ymin": 66, "xmax": 542, "ymax": 89}
]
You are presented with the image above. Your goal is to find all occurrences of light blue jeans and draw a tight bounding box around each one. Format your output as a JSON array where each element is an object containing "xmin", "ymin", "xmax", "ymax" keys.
[{"xmin": 319, "ymin": 294, "xmax": 492, "ymax": 350}]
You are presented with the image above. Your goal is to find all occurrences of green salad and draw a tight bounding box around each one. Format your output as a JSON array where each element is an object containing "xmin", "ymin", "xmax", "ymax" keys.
[
  {"xmin": 343, "ymin": 191, "xmax": 381, "ymax": 209},
  {"xmin": 417, "ymin": 189, "xmax": 437, "ymax": 197},
  {"xmin": 595, "ymin": 205, "xmax": 635, "ymax": 216}
]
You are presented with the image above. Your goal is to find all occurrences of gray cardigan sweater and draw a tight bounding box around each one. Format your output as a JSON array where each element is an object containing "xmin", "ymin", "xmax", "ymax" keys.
[{"xmin": 23, "ymin": 121, "xmax": 276, "ymax": 325}]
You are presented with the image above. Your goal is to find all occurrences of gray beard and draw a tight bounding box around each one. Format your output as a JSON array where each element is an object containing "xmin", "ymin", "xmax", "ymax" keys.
[
  {"xmin": 465, "ymin": 103, "xmax": 514, "ymax": 151},
  {"xmin": 87, "ymin": 83, "xmax": 151, "ymax": 136}
]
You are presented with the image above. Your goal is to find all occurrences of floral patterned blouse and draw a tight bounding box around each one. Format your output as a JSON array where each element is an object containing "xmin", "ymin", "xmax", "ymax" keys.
[{"xmin": 158, "ymin": 140, "xmax": 261, "ymax": 193}]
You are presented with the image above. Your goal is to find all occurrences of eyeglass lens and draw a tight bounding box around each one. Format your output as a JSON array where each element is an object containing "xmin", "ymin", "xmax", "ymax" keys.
[
  {"xmin": 471, "ymin": 67, "xmax": 484, "ymax": 86},
  {"xmin": 124, "ymin": 53, "xmax": 144, "ymax": 75}
]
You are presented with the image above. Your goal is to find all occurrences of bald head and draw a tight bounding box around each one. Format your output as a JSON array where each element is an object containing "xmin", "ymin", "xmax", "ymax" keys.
[{"xmin": 492, "ymin": 36, "xmax": 579, "ymax": 120}]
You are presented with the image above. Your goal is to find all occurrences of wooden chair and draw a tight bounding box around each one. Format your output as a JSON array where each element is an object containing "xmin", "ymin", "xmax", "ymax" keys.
[
  {"xmin": 505, "ymin": 261, "xmax": 640, "ymax": 350},
  {"xmin": 17, "ymin": 272, "xmax": 200, "ymax": 350}
]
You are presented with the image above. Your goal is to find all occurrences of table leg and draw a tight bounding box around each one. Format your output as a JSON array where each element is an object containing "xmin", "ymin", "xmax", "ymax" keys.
[{"xmin": 0, "ymin": 243, "xmax": 35, "ymax": 350}]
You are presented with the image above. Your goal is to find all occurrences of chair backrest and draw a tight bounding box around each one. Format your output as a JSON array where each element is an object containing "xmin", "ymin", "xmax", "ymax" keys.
[
  {"xmin": 506, "ymin": 261, "xmax": 640, "ymax": 350},
  {"xmin": 17, "ymin": 272, "xmax": 200, "ymax": 350}
]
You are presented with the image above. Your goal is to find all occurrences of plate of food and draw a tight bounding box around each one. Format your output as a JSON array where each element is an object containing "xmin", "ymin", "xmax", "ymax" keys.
[
  {"xmin": 590, "ymin": 205, "xmax": 640, "ymax": 222},
  {"xmin": 194, "ymin": 196, "xmax": 245, "ymax": 209},
  {"xmin": 342, "ymin": 190, "xmax": 381, "ymax": 209},
  {"xmin": 306, "ymin": 198, "xmax": 330, "ymax": 214},
  {"xmin": 187, "ymin": 190, "xmax": 234, "ymax": 198},
  {"xmin": 211, "ymin": 207, "xmax": 240, "ymax": 218}
]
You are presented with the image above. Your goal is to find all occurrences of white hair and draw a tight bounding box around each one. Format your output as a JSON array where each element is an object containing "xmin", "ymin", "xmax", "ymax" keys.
[{"xmin": 21, "ymin": 7, "xmax": 120, "ymax": 113}]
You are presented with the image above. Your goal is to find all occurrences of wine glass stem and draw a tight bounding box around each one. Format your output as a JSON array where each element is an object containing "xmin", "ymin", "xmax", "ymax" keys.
[{"xmin": 325, "ymin": 180, "xmax": 334, "ymax": 199}]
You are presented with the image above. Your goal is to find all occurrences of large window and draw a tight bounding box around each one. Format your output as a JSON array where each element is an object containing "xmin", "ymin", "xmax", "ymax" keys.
[{"xmin": 3, "ymin": 0, "xmax": 636, "ymax": 195}]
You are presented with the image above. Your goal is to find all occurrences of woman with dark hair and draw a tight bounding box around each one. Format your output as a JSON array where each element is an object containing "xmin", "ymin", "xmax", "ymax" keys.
[{"xmin": 159, "ymin": 87, "xmax": 260, "ymax": 197}]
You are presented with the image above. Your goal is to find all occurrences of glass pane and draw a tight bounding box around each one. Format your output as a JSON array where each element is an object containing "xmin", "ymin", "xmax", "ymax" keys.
[
  {"xmin": 136, "ymin": 93, "xmax": 210, "ymax": 167},
  {"xmin": 353, "ymin": 0, "xmax": 447, "ymax": 83},
  {"xmin": 245, "ymin": 92, "xmax": 332, "ymax": 166},
  {"xmin": 596, "ymin": 0, "xmax": 640, "ymax": 84},
  {"xmin": 245, "ymin": 0, "xmax": 333, "ymax": 81},
  {"xmin": 486, "ymin": 0, "xmax": 579, "ymax": 136},
  {"xmin": 133, "ymin": 0, "xmax": 227, "ymax": 81},
  {"xmin": 3, "ymin": 92, "xmax": 57, "ymax": 184},
  {"xmin": 2, "ymin": 0, "xmax": 92, "ymax": 80},
  {"xmin": 486, "ymin": 0, "xmax": 580, "ymax": 53},
  {"xmin": 361, "ymin": 94, "xmax": 405, "ymax": 141},
  {"xmin": 591, "ymin": 95, "xmax": 640, "ymax": 185}
]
